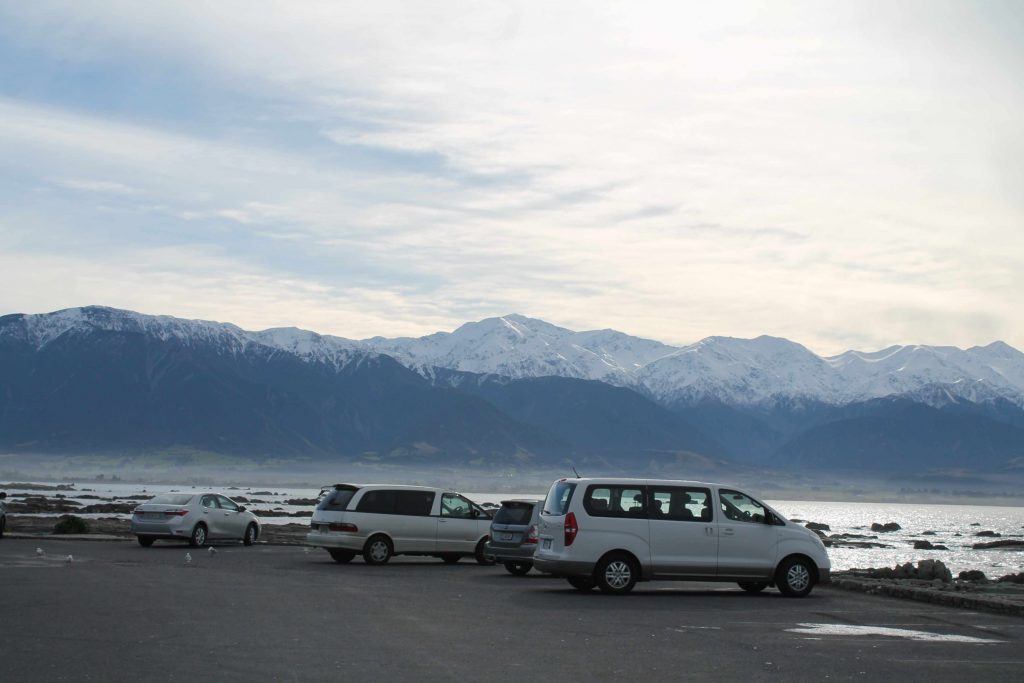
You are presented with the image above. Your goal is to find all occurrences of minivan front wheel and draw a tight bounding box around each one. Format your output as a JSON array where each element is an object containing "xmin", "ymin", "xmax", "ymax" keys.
[
  {"xmin": 776, "ymin": 557, "xmax": 814, "ymax": 597},
  {"xmin": 363, "ymin": 535, "xmax": 393, "ymax": 564},
  {"xmin": 475, "ymin": 538, "xmax": 496, "ymax": 566},
  {"xmin": 595, "ymin": 554, "xmax": 638, "ymax": 595},
  {"xmin": 738, "ymin": 581, "xmax": 767, "ymax": 593}
]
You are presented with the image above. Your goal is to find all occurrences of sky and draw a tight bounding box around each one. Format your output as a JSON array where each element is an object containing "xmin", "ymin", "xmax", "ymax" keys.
[{"xmin": 1, "ymin": 1, "xmax": 1022, "ymax": 356}]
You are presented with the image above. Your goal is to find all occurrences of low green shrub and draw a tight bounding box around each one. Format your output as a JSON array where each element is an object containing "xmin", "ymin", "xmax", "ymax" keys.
[{"xmin": 53, "ymin": 514, "xmax": 89, "ymax": 534}]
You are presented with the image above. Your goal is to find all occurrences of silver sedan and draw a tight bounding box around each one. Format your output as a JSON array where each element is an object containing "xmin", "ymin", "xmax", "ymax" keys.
[{"xmin": 131, "ymin": 492, "xmax": 261, "ymax": 547}]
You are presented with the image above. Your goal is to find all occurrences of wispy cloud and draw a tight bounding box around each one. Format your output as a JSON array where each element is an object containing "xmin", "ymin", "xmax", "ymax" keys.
[{"xmin": 0, "ymin": 1, "xmax": 1022, "ymax": 354}]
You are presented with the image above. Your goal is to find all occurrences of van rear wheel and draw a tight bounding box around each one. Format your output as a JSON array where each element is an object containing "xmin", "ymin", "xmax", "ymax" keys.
[
  {"xmin": 328, "ymin": 549, "xmax": 355, "ymax": 563},
  {"xmin": 363, "ymin": 535, "xmax": 393, "ymax": 564},
  {"xmin": 567, "ymin": 576, "xmax": 595, "ymax": 591},
  {"xmin": 595, "ymin": 554, "xmax": 638, "ymax": 595}
]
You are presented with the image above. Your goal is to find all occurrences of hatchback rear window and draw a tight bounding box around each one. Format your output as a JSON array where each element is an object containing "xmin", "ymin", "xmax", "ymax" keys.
[
  {"xmin": 494, "ymin": 502, "xmax": 535, "ymax": 525},
  {"xmin": 149, "ymin": 494, "xmax": 193, "ymax": 505},
  {"xmin": 542, "ymin": 481, "xmax": 576, "ymax": 516}
]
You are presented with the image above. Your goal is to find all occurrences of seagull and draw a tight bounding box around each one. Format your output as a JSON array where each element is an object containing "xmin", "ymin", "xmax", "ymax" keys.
[
  {"xmin": 207, "ymin": 546, "xmax": 217, "ymax": 555},
  {"xmin": 65, "ymin": 555, "xmax": 73, "ymax": 564},
  {"xmin": 36, "ymin": 548, "xmax": 44, "ymax": 557},
  {"xmin": 303, "ymin": 546, "xmax": 310, "ymax": 554},
  {"xmin": 185, "ymin": 552, "xmax": 192, "ymax": 565}
]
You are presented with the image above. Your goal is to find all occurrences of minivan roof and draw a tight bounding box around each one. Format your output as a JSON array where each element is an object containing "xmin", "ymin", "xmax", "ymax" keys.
[
  {"xmin": 555, "ymin": 477, "xmax": 729, "ymax": 488},
  {"xmin": 324, "ymin": 483, "xmax": 462, "ymax": 493}
]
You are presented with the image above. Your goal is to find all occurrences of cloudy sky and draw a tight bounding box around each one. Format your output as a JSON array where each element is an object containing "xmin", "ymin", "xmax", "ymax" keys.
[{"xmin": 1, "ymin": 1, "xmax": 1021, "ymax": 355}]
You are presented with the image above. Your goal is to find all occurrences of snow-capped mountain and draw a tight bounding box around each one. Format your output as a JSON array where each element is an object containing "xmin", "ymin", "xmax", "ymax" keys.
[
  {"xmin": 363, "ymin": 314, "xmax": 678, "ymax": 386},
  {"xmin": 5, "ymin": 306, "xmax": 1024, "ymax": 408},
  {"xmin": 1, "ymin": 306, "xmax": 368, "ymax": 369}
]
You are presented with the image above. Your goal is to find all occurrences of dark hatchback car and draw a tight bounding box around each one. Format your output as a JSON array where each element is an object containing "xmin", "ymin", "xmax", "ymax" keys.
[{"xmin": 485, "ymin": 499, "xmax": 541, "ymax": 575}]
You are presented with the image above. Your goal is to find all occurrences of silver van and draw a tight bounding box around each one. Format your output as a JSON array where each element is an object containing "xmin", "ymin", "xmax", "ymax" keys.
[
  {"xmin": 533, "ymin": 477, "xmax": 831, "ymax": 596},
  {"xmin": 307, "ymin": 484, "xmax": 494, "ymax": 565}
]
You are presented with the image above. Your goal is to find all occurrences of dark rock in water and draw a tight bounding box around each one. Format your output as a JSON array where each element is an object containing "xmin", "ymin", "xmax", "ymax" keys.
[
  {"xmin": 0, "ymin": 482, "xmax": 75, "ymax": 491},
  {"xmin": 252, "ymin": 491, "xmax": 274, "ymax": 496},
  {"xmin": 913, "ymin": 540, "xmax": 948, "ymax": 550},
  {"xmin": 831, "ymin": 533, "xmax": 878, "ymax": 540},
  {"xmin": 790, "ymin": 518, "xmax": 806, "ymax": 524},
  {"xmin": 958, "ymin": 570, "xmax": 988, "ymax": 582},
  {"xmin": 851, "ymin": 560, "xmax": 951, "ymax": 582},
  {"xmin": 969, "ymin": 522, "xmax": 981, "ymax": 526},
  {"xmin": 975, "ymin": 530, "xmax": 1001, "ymax": 538},
  {"xmin": 284, "ymin": 498, "xmax": 318, "ymax": 506},
  {"xmin": 972, "ymin": 539, "xmax": 1024, "ymax": 550},
  {"xmin": 805, "ymin": 522, "xmax": 831, "ymax": 532},
  {"xmin": 997, "ymin": 572, "xmax": 1024, "ymax": 584},
  {"xmin": 7, "ymin": 496, "xmax": 82, "ymax": 513},
  {"xmin": 81, "ymin": 502, "xmax": 136, "ymax": 514},
  {"xmin": 253, "ymin": 509, "xmax": 312, "ymax": 517},
  {"xmin": 871, "ymin": 522, "xmax": 901, "ymax": 532},
  {"xmin": 232, "ymin": 496, "xmax": 249, "ymax": 503},
  {"xmin": 921, "ymin": 531, "xmax": 937, "ymax": 536}
]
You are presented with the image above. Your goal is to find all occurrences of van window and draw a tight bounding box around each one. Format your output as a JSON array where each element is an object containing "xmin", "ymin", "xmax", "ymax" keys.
[
  {"xmin": 394, "ymin": 490, "xmax": 435, "ymax": 516},
  {"xmin": 584, "ymin": 485, "xmax": 645, "ymax": 517},
  {"xmin": 316, "ymin": 487, "xmax": 358, "ymax": 511},
  {"xmin": 542, "ymin": 481, "xmax": 576, "ymax": 516},
  {"xmin": 719, "ymin": 489, "xmax": 767, "ymax": 524},
  {"xmin": 357, "ymin": 490, "xmax": 397, "ymax": 514},
  {"xmin": 649, "ymin": 487, "xmax": 712, "ymax": 522},
  {"xmin": 440, "ymin": 493, "xmax": 474, "ymax": 519}
]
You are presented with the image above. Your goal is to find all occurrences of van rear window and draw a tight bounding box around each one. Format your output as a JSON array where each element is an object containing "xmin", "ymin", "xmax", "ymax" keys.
[
  {"xmin": 494, "ymin": 502, "xmax": 535, "ymax": 525},
  {"xmin": 316, "ymin": 487, "xmax": 358, "ymax": 511},
  {"xmin": 542, "ymin": 481, "xmax": 576, "ymax": 516}
]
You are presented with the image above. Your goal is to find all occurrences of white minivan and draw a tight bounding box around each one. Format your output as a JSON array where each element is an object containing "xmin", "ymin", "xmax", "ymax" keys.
[
  {"xmin": 532, "ymin": 478, "xmax": 831, "ymax": 596},
  {"xmin": 306, "ymin": 484, "xmax": 495, "ymax": 565}
]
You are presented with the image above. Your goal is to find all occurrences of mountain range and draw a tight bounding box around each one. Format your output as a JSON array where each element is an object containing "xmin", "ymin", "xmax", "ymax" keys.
[{"xmin": 1, "ymin": 306, "xmax": 1022, "ymax": 474}]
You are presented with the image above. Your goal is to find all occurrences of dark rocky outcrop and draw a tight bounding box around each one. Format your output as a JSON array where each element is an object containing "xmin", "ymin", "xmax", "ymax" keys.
[
  {"xmin": 975, "ymin": 530, "xmax": 1001, "ymax": 537},
  {"xmin": 973, "ymin": 539, "xmax": 1024, "ymax": 550},
  {"xmin": 805, "ymin": 522, "xmax": 831, "ymax": 532},
  {"xmin": 913, "ymin": 540, "xmax": 948, "ymax": 550},
  {"xmin": 871, "ymin": 522, "xmax": 901, "ymax": 532},
  {"xmin": 958, "ymin": 570, "xmax": 988, "ymax": 582}
]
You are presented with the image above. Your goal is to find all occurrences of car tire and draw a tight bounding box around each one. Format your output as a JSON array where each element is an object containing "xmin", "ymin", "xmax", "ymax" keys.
[
  {"xmin": 363, "ymin": 535, "xmax": 393, "ymax": 564},
  {"xmin": 440, "ymin": 554, "xmax": 461, "ymax": 564},
  {"xmin": 189, "ymin": 523, "xmax": 208, "ymax": 548},
  {"xmin": 504, "ymin": 561, "xmax": 532, "ymax": 576},
  {"xmin": 328, "ymin": 549, "xmax": 356, "ymax": 563},
  {"xmin": 595, "ymin": 553, "xmax": 638, "ymax": 595},
  {"xmin": 0, "ymin": 516, "xmax": 5, "ymax": 538},
  {"xmin": 567, "ymin": 576, "xmax": 596, "ymax": 591},
  {"xmin": 475, "ymin": 538, "xmax": 496, "ymax": 566},
  {"xmin": 137, "ymin": 536, "xmax": 155, "ymax": 547},
  {"xmin": 776, "ymin": 557, "xmax": 814, "ymax": 598},
  {"xmin": 738, "ymin": 581, "xmax": 767, "ymax": 593},
  {"xmin": 243, "ymin": 523, "xmax": 258, "ymax": 546}
]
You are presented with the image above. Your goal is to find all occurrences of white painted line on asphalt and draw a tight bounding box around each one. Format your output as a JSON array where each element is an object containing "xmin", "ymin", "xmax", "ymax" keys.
[{"xmin": 786, "ymin": 623, "xmax": 1004, "ymax": 643}]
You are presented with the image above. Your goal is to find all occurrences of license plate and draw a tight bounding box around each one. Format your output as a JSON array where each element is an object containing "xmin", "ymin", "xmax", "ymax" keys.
[
  {"xmin": 501, "ymin": 533, "xmax": 513, "ymax": 541},
  {"xmin": 542, "ymin": 539, "xmax": 552, "ymax": 549},
  {"xmin": 145, "ymin": 512, "xmax": 163, "ymax": 519}
]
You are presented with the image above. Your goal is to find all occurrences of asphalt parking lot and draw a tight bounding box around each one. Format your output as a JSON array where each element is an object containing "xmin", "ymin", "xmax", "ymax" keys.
[{"xmin": 1, "ymin": 538, "xmax": 1022, "ymax": 682}]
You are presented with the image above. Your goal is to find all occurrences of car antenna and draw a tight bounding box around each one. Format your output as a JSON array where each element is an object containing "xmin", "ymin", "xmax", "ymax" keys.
[{"xmin": 571, "ymin": 464, "xmax": 581, "ymax": 478}]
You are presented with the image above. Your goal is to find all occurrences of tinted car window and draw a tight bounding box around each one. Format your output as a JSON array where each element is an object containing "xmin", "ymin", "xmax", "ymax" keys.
[
  {"xmin": 584, "ymin": 485, "xmax": 645, "ymax": 517},
  {"xmin": 149, "ymin": 494, "xmax": 194, "ymax": 505},
  {"xmin": 394, "ymin": 490, "xmax": 435, "ymax": 516},
  {"xmin": 316, "ymin": 487, "xmax": 358, "ymax": 511},
  {"xmin": 542, "ymin": 481, "xmax": 576, "ymax": 515},
  {"xmin": 440, "ymin": 493, "xmax": 473, "ymax": 519},
  {"xmin": 494, "ymin": 502, "xmax": 535, "ymax": 525},
  {"xmin": 357, "ymin": 490, "xmax": 397, "ymax": 514},
  {"xmin": 649, "ymin": 486, "xmax": 712, "ymax": 522}
]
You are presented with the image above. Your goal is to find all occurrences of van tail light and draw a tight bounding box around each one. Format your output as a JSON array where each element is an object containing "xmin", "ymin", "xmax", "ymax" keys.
[
  {"xmin": 164, "ymin": 510, "xmax": 188, "ymax": 517},
  {"xmin": 564, "ymin": 512, "xmax": 578, "ymax": 546},
  {"xmin": 524, "ymin": 524, "xmax": 539, "ymax": 545},
  {"xmin": 329, "ymin": 523, "xmax": 358, "ymax": 533}
]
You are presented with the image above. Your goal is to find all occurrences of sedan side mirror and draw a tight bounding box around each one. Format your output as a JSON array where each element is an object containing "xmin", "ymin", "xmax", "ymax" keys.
[{"xmin": 237, "ymin": 505, "xmax": 247, "ymax": 512}]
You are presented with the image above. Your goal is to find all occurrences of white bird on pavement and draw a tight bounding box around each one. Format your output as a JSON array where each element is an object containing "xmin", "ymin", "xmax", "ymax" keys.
[
  {"xmin": 65, "ymin": 555, "xmax": 73, "ymax": 564},
  {"xmin": 208, "ymin": 546, "xmax": 217, "ymax": 555},
  {"xmin": 36, "ymin": 548, "xmax": 44, "ymax": 556},
  {"xmin": 185, "ymin": 552, "xmax": 192, "ymax": 564}
]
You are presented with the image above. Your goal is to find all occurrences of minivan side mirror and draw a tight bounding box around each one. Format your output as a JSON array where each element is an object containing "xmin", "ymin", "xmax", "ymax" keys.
[{"xmin": 471, "ymin": 509, "xmax": 480, "ymax": 518}]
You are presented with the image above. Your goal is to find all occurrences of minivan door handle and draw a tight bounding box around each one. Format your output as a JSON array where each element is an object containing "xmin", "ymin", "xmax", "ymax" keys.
[{"xmin": 722, "ymin": 528, "xmax": 734, "ymax": 536}]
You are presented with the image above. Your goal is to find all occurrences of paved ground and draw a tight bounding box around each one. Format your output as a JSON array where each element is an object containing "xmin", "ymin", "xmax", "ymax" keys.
[{"xmin": 1, "ymin": 538, "xmax": 1022, "ymax": 682}]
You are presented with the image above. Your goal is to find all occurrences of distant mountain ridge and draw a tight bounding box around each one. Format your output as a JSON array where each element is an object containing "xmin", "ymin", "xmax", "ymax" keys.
[{"xmin": 2, "ymin": 306, "xmax": 1023, "ymax": 473}]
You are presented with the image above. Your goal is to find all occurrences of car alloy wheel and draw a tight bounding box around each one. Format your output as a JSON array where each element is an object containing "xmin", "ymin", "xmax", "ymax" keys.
[
  {"xmin": 243, "ymin": 524, "xmax": 257, "ymax": 546},
  {"xmin": 190, "ymin": 524, "xmax": 207, "ymax": 548},
  {"xmin": 595, "ymin": 554, "xmax": 637, "ymax": 595},
  {"xmin": 776, "ymin": 557, "xmax": 814, "ymax": 597},
  {"xmin": 363, "ymin": 535, "xmax": 392, "ymax": 564}
]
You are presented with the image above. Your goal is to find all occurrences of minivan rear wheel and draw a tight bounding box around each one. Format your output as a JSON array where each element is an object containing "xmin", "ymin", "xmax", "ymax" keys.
[
  {"xmin": 567, "ymin": 576, "xmax": 595, "ymax": 591},
  {"xmin": 328, "ymin": 549, "xmax": 355, "ymax": 563},
  {"xmin": 738, "ymin": 581, "xmax": 768, "ymax": 593},
  {"xmin": 504, "ymin": 561, "xmax": 532, "ymax": 576},
  {"xmin": 776, "ymin": 557, "xmax": 814, "ymax": 597},
  {"xmin": 595, "ymin": 553, "xmax": 638, "ymax": 595},
  {"xmin": 363, "ymin": 535, "xmax": 393, "ymax": 564}
]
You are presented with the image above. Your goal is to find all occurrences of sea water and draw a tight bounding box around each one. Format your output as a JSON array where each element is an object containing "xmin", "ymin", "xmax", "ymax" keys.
[{"xmin": 7, "ymin": 482, "xmax": 1022, "ymax": 576}]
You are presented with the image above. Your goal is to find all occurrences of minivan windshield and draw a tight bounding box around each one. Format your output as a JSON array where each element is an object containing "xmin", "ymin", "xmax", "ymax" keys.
[{"xmin": 542, "ymin": 481, "xmax": 576, "ymax": 516}]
